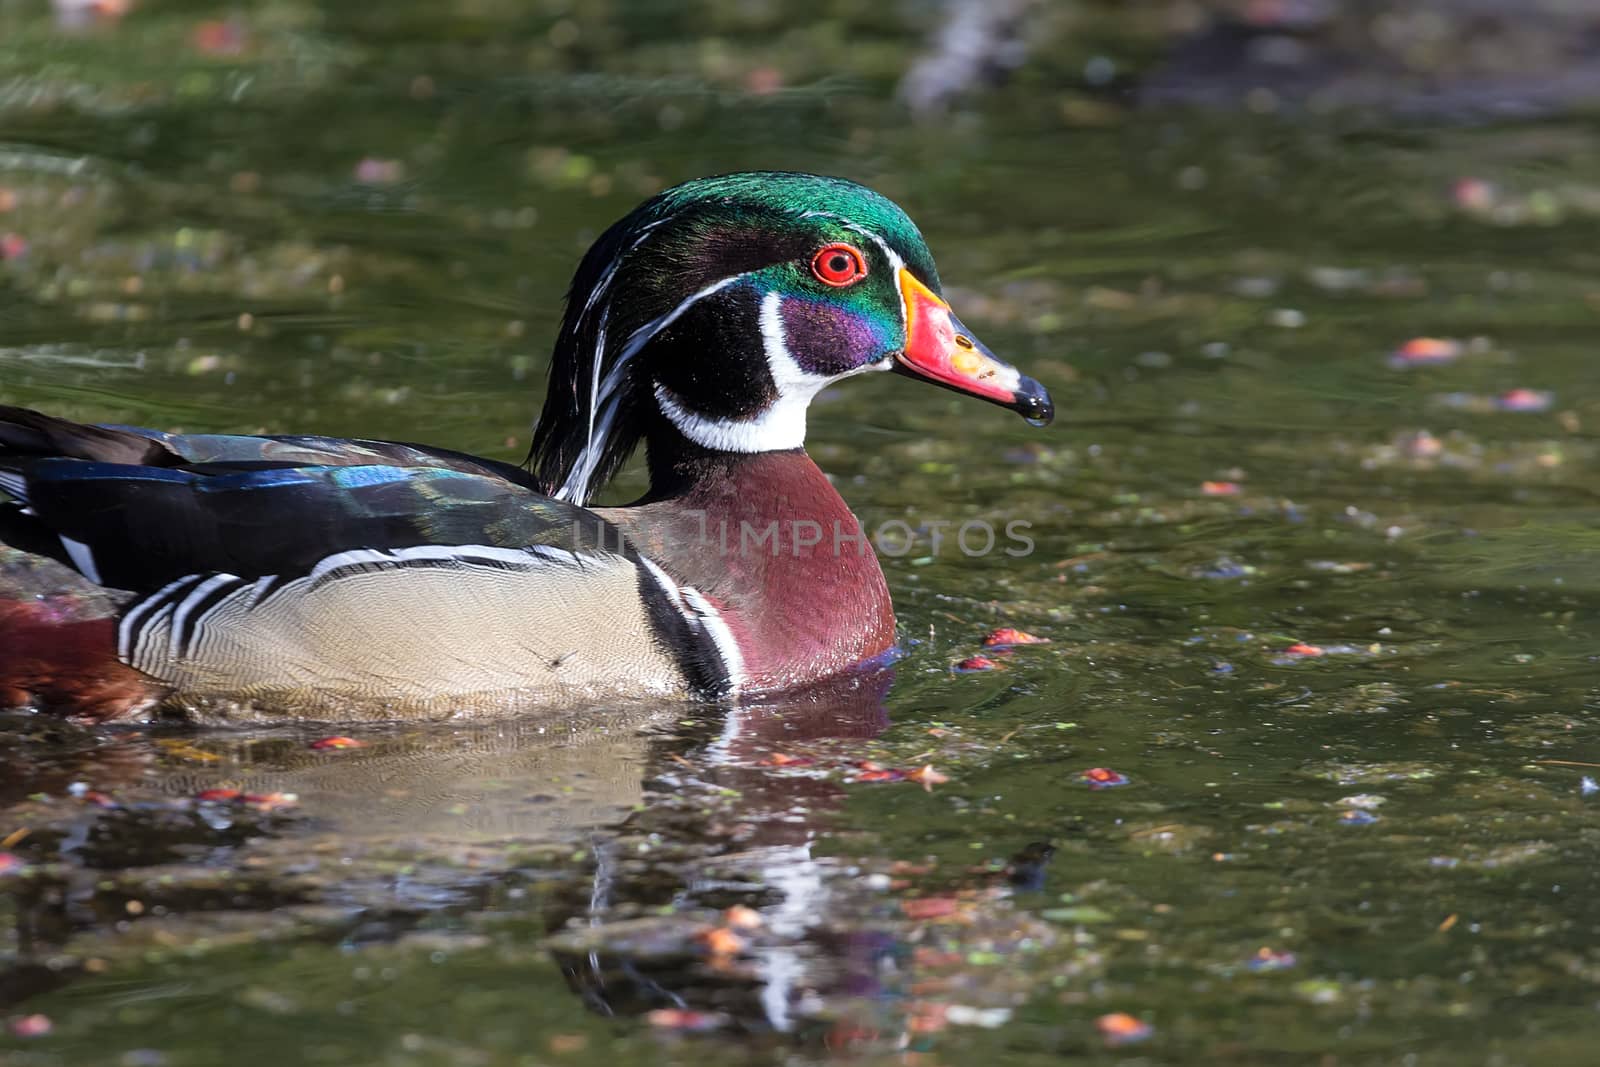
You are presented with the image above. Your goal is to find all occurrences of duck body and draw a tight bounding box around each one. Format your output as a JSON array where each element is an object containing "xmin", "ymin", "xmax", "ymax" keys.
[{"xmin": 0, "ymin": 172, "xmax": 1049, "ymax": 722}]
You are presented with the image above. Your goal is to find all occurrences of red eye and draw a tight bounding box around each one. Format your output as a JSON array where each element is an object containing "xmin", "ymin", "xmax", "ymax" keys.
[{"xmin": 810, "ymin": 243, "xmax": 868, "ymax": 287}]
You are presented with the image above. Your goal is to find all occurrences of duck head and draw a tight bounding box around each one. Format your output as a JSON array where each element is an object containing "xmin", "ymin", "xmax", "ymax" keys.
[{"xmin": 529, "ymin": 172, "xmax": 1053, "ymax": 503}]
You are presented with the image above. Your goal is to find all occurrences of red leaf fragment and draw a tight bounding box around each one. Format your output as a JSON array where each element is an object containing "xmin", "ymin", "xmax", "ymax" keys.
[
  {"xmin": 1081, "ymin": 767, "xmax": 1130, "ymax": 789},
  {"xmin": 1096, "ymin": 1012, "xmax": 1152, "ymax": 1047},
  {"xmin": 8, "ymin": 1013, "xmax": 51, "ymax": 1037},
  {"xmin": 697, "ymin": 926, "xmax": 746, "ymax": 957},
  {"xmin": 983, "ymin": 628, "xmax": 1049, "ymax": 647},
  {"xmin": 195, "ymin": 788, "xmax": 242, "ymax": 802},
  {"xmin": 0, "ymin": 851, "xmax": 24, "ymax": 875},
  {"xmin": 1284, "ymin": 642, "xmax": 1325, "ymax": 657},
  {"xmin": 191, "ymin": 19, "xmax": 247, "ymax": 55},
  {"xmin": 955, "ymin": 655, "xmax": 1002, "ymax": 672},
  {"xmin": 646, "ymin": 1009, "xmax": 727, "ymax": 1032},
  {"xmin": 1498, "ymin": 387, "xmax": 1554, "ymax": 413},
  {"xmin": 857, "ymin": 769, "xmax": 906, "ymax": 783},
  {"xmin": 901, "ymin": 897, "xmax": 960, "ymax": 921},
  {"xmin": 241, "ymin": 792, "xmax": 298, "ymax": 812},
  {"xmin": 1390, "ymin": 337, "xmax": 1462, "ymax": 365},
  {"xmin": 309, "ymin": 735, "xmax": 365, "ymax": 750},
  {"xmin": 759, "ymin": 752, "xmax": 814, "ymax": 768},
  {"xmin": 81, "ymin": 790, "xmax": 117, "ymax": 809},
  {"xmin": 1200, "ymin": 480, "xmax": 1241, "ymax": 497}
]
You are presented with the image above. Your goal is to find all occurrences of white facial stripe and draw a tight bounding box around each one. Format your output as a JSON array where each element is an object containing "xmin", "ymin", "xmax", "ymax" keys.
[{"xmin": 655, "ymin": 289, "xmax": 895, "ymax": 454}]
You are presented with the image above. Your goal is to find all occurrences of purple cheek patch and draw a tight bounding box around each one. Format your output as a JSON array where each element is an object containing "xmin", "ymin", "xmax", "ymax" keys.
[{"xmin": 780, "ymin": 297, "xmax": 883, "ymax": 377}]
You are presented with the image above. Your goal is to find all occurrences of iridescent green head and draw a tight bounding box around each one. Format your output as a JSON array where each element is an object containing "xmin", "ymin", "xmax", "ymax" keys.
[{"xmin": 530, "ymin": 171, "xmax": 1052, "ymax": 503}]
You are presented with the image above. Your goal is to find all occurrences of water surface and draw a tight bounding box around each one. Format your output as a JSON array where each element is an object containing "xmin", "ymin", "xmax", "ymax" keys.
[{"xmin": 2, "ymin": 3, "xmax": 1599, "ymax": 1064}]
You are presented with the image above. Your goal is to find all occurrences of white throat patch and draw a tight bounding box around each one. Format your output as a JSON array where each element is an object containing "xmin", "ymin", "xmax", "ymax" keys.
[{"xmin": 653, "ymin": 289, "xmax": 887, "ymax": 454}]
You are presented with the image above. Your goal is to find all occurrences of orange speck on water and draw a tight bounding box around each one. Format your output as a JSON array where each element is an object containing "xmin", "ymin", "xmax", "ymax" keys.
[
  {"xmin": 907, "ymin": 764, "xmax": 951, "ymax": 791},
  {"xmin": 646, "ymin": 1009, "xmax": 725, "ymax": 1032},
  {"xmin": 1096, "ymin": 1012, "xmax": 1153, "ymax": 1046},
  {"xmin": 697, "ymin": 926, "xmax": 746, "ymax": 957},
  {"xmin": 309, "ymin": 736, "xmax": 365, "ymax": 750},
  {"xmin": 1284, "ymin": 642, "xmax": 1325, "ymax": 656},
  {"xmin": 1201, "ymin": 480, "xmax": 1241, "ymax": 496},
  {"xmin": 983, "ymin": 628, "xmax": 1048, "ymax": 647},
  {"xmin": 1392, "ymin": 337, "xmax": 1462, "ymax": 363},
  {"xmin": 759, "ymin": 752, "xmax": 815, "ymax": 767},
  {"xmin": 901, "ymin": 897, "xmax": 960, "ymax": 921},
  {"xmin": 1081, "ymin": 767, "xmax": 1129, "ymax": 788}
]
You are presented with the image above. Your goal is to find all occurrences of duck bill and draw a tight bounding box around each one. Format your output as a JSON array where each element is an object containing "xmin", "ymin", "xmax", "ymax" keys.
[{"xmin": 892, "ymin": 269, "xmax": 1053, "ymax": 425}]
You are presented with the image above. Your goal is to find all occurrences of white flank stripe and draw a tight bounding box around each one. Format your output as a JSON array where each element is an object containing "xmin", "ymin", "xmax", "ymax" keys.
[
  {"xmin": 305, "ymin": 543, "xmax": 586, "ymax": 583},
  {"xmin": 58, "ymin": 535, "xmax": 102, "ymax": 584},
  {"xmin": 167, "ymin": 573, "xmax": 240, "ymax": 657},
  {"xmin": 681, "ymin": 586, "xmax": 746, "ymax": 693},
  {"xmin": 118, "ymin": 574, "xmax": 202, "ymax": 659},
  {"xmin": 637, "ymin": 556, "xmax": 683, "ymax": 606}
]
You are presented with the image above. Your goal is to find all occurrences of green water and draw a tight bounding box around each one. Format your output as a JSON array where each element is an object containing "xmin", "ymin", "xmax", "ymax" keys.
[{"xmin": 3, "ymin": 2, "xmax": 1600, "ymax": 1064}]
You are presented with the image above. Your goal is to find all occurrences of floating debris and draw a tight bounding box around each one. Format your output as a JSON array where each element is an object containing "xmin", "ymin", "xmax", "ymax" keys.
[
  {"xmin": 1096, "ymin": 1012, "xmax": 1153, "ymax": 1047},
  {"xmin": 1582, "ymin": 776, "xmax": 1598, "ymax": 797},
  {"xmin": 723, "ymin": 905, "xmax": 763, "ymax": 931},
  {"xmin": 955, "ymin": 655, "xmax": 1002, "ymax": 672},
  {"xmin": 646, "ymin": 1009, "xmax": 727, "ymax": 1033},
  {"xmin": 696, "ymin": 925, "xmax": 746, "ymax": 959},
  {"xmin": 1389, "ymin": 337, "xmax": 1462, "ymax": 367},
  {"xmin": 308, "ymin": 736, "xmax": 365, "ymax": 750},
  {"xmin": 1282, "ymin": 643, "xmax": 1325, "ymax": 657},
  {"xmin": 0, "ymin": 851, "xmax": 25, "ymax": 875},
  {"xmin": 0, "ymin": 233, "xmax": 27, "ymax": 260},
  {"xmin": 1080, "ymin": 767, "xmax": 1130, "ymax": 790},
  {"xmin": 946, "ymin": 1005, "xmax": 1012, "ymax": 1028},
  {"xmin": 8, "ymin": 1013, "xmax": 52, "ymax": 1037},
  {"xmin": 193, "ymin": 789, "xmax": 298, "ymax": 812},
  {"xmin": 1244, "ymin": 947, "xmax": 1298, "ymax": 972},
  {"xmin": 1200, "ymin": 480, "xmax": 1241, "ymax": 496},
  {"xmin": 354, "ymin": 157, "xmax": 406, "ymax": 185},
  {"xmin": 1497, "ymin": 388, "xmax": 1554, "ymax": 413},
  {"xmin": 983, "ymin": 627, "xmax": 1048, "ymax": 647},
  {"xmin": 854, "ymin": 761, "xmax": 907, "ymax": 783},
  {"xmin": 907, "ymin": 764, "xmax": 951, "ymax": 791},
  {"xmin": 758, "ymin": 752, "xmax": 816, "ymax": 768},
  {"xmin": 191, "ymin": 18, "xmax": 248, "ymax": 56},
  {"xmin": 1338, "ymin": 809, "xmax": 1380, "ymax": 826},
  {"xmin": 1452, "ymin": 177, "xmax": 1498, "ymax": 214},
  {"xmin": 902, "ymin": 897, "xmax": 960, "ymax": 921}
]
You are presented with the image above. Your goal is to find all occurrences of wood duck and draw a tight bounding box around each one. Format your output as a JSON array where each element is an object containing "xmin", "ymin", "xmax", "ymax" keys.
[{"xmin": 0, "ymin": 172, "xmax": 1052, "ymax": 721}]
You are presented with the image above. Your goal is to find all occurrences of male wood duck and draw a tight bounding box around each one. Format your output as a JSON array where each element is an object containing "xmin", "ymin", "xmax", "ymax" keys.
[{"xmin": 0, "ymin": 172, "xmax": 1051, "ymax": 721}]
